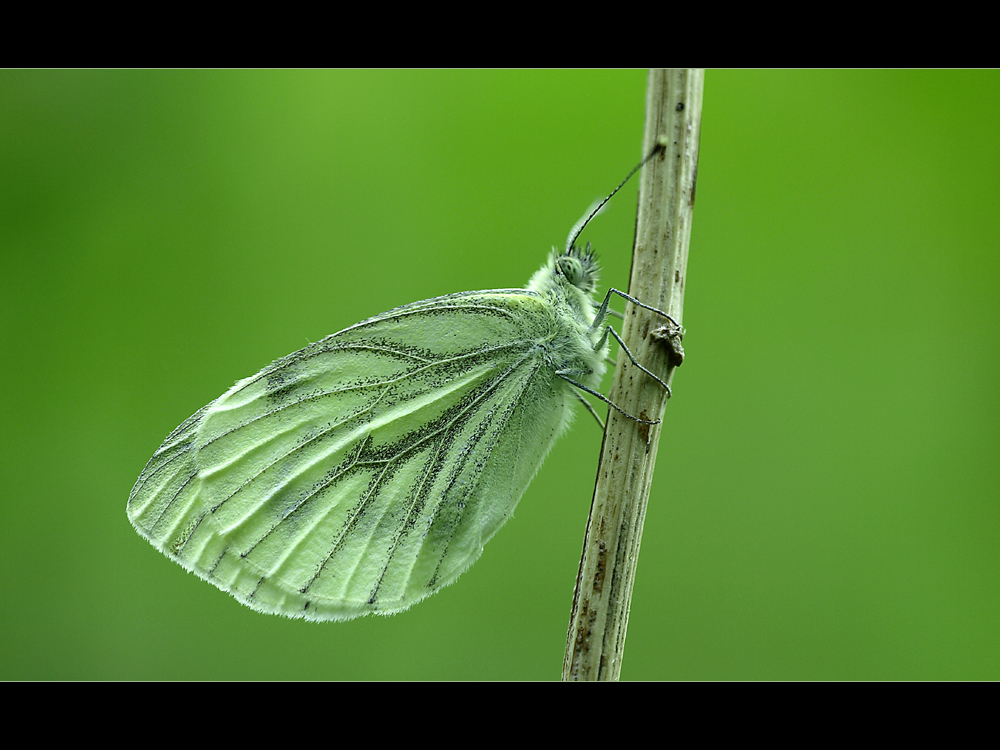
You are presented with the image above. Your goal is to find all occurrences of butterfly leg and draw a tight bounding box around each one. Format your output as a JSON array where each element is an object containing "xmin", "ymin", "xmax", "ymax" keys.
[
  {"xmin": 572, "ymin": 389, "xmax": 606, "ymax": 431},
  {"xmin": 557, "ymin": 371, "xmax": 660, "ymax": 426},
  {"xmin": 593, "ymin": 306, "xmax": 624, "ymax": 321},
  {"xmin": 601, "ymin": 326, "xmax": 673, "ymax": 398},
  {"xmin": 592, "ymin": 287, "xmax": 680, "ymax": 331}
]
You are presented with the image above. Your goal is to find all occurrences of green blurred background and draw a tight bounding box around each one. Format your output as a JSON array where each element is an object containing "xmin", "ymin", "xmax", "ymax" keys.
[{"xmin": 2, "ymin": 70, "xmax": 997, "ymax": 680}]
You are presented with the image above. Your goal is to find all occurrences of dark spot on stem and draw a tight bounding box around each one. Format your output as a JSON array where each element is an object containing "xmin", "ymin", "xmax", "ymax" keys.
[
  {"xmin": 593, "ymin": 541, "xmax": 607, "ymax": 593},
  {"xmin": 638, "ymin": 413, "xmax": 651, "ymax": 444}
]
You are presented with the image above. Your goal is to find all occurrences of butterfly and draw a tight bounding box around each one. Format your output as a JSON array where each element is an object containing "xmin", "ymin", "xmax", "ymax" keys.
[{"xmin": 126, "ymin": 146, "xmax": 678, "ymax": 621}]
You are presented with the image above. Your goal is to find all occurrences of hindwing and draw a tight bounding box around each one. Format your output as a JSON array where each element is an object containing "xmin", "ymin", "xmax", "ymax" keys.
[{"xmin": 127, "ymin": 290, "xmax": 574, "ymax": 620}]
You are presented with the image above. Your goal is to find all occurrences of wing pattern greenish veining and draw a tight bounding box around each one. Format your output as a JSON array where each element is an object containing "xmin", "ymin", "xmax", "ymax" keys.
[{"xmin": 127, "ymin": 290, "xmax": 579, "ymax": 620}]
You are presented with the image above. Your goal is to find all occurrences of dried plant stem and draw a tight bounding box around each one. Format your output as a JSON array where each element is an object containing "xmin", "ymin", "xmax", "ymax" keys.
[{"xmin": 562, "ymin": 68, "xmax": 703, "ymax": 681}]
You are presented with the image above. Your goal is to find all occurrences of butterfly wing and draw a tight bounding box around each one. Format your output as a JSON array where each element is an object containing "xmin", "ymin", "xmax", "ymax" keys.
[{"xmin": 127, "ymin": 290, "xmax": 577, "ymax": 620}]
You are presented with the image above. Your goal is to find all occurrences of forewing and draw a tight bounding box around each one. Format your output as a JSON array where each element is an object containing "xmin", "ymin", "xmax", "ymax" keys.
[{"xmin": 127, "ymin": 291, "xmax": 561, "ymax": 620}]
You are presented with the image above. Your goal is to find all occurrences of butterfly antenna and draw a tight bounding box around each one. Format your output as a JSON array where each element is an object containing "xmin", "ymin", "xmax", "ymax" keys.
[{"xmin": 565, "ymin": 140, "xmax": 666, "ymax": 255}]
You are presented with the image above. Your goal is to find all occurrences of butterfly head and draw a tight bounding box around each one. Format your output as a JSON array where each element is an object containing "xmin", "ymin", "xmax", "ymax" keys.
[
  {"xmin": 526, "ymin": 243, "xmax": 600, "ymax": 310},
  {"xmin": 555, "ymin": 242, "xmax": 599, "ymax": 294}
]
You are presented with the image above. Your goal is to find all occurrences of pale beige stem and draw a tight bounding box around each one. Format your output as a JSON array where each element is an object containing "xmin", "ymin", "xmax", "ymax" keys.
[{"xmin": 562, "ymin": 68, "xmax": 703, "ymax": 681}]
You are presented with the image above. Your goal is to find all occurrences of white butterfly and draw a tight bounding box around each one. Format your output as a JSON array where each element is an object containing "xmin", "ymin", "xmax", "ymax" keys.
[{"xmin": 127, "ymin": 149, "xmax": 678, "ymax": 621}]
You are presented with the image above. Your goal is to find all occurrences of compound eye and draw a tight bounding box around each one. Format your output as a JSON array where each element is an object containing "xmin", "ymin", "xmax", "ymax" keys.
[{"xmin": 557, "ymin": 256, "xmax": 584, "ymax": 287}]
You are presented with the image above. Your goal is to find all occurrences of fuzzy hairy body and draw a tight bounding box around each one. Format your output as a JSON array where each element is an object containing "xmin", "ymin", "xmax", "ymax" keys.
[{"xmin": 127, "ymin": 252, "xmax": 607, "ymax": 620}]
